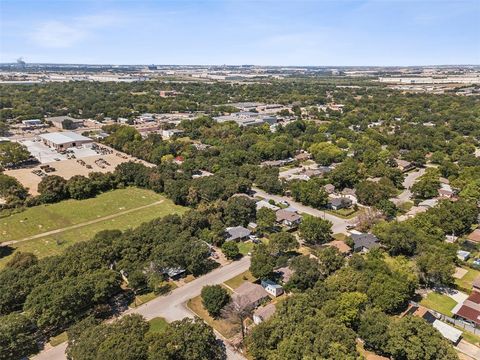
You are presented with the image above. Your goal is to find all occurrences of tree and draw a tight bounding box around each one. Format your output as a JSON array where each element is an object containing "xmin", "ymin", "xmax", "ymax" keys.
[
  {"xmin": 358, "ymin": 308, "xmax": 391, "ymax": 354},
  {"xmin": 250, "ymin": 244, "xmax": 275, "ymax": 279},
  {"xmin": 290, "ymin": 178, "xmax": 328, "ymax": 209},
  {"xmin": 0, "ymin": 142, "xmax": 30, "ymax": 167},
  {"xmin": 67, "ymin": 314, "xmax": 149, "ymax": 360},
  {"xmin": 387, "ymin": 316, "xmax": 458, "ymax": 360},
  {"xmin": 329, "ymin": 158, "xmax": 361, "ymax": 189},
  {"xmin": 67, "ymin": 175, "xmax": 96, "ymax": 200},
  {"xmin": 299, "ymin": 215, "xmax": 332, "ymax": 245},
  {"xmin": 286, "ymin": 255, "xmax": 323, "ymax": 291},
  {"xmin": 148, "ymin": 318, "xmax": 225, "ymax": 360},
  {"xmin": 223, "ymin": 196, "xmax": 256, "ymax": 227},
  {"xmin": 309, "ymin": 142, "xmax": 345, "ymax": 165},
  {"xmin": 256, "ymin": 207, "xmax": 276, "ymax": 233},
  {"xmin": 37, "ymin": 175, "xmax": 68, "ymax": 203},
  {"xmin": 317, "ymin": 246, "xmax": 344, "ymax": 277},
  {"xmin": 221, "ymin": 241, "xmax": 240, "ymax": 260},
  {"xmin": 128, "ymin": 270, "xmax": 148, "ymax": 293},
  {"xmin": 355, "ymin": 179, "xmax": 396, "ymax": 206},
  {"xmin": 269, "ymin": 232, "xmax": 298, "ymax": 254},
  {"xmin": 201, "ymin": 285, "xmax": 230, "ymax": 318},
  {"xmin": 0, "ymin": 313, "xmax": 37, "ymax": 360},
  {"xmin": 412, "ymin": 175, "xmax": 440, "ymax": 199},
  {"xmin": 5, "ymin": 252, "xmax": 37, "ymax": 269},
  {"xmin": 222, "ymin": 294, "xmax": 255, "ymax": 340}
]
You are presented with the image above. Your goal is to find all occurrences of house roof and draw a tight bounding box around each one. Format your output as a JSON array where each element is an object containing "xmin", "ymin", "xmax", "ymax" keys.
[
  {"xmin": 395, "ymin": 159, "xmax": 412, "ymax": 168},
  {"xmin": 351, "ymin": 233, "xmax": 380, "ymax": 251},
  {"xmin": 329, "ymin": 197, "xmax": 352, "ymax": 207},
  {"xmin": 276, "ymin": 209, "xmax": 301, "ymax": 223},
  {"xmin": 418, "ymin": 199, "xmax": 438, "ymax": 208},
  {"xmin": 233, "ymin": 282, "xmax": 269, "ymax": 307},
  {"xmin": 453, "ymin": 291, "xmax": 480, "ymax": 326},
  {"xmin": 253, "ymin": 303, "xmax": 276, "ymax": 321},
  {"xmin": 432, "ymin": 319, "xmax": 462, "ymax": 343},
  {"xmin": 324, "ymin": 240, "xmax": 352, "ymax": 254},
  {"xmin": 324, "ymin": 184, "xmax": 335, "ymax": 192},
  {"xmin": 39, "ymin": 131, "xmax": 91, "ymax": 145},
  {"xmin": 46, "ymin": 116, "xmax": 83, "ymax": 124},
  {"xmin": 473, "ymin": 275, "xmax": 480, "ymax": 289},
  {"xmin": 225, "ymin": 226, "xmax": 251, "ymax": 241},
  {"xmin": 256, "ymin": 200, "xmax": 280, "ymax": 211},
  {"xmin": 275, "ymin": 266, "xmax": 294, "ymax": 283},
  {"xmin": 467, "ymin": 229, "xmax": 480, "ymax": 243}
]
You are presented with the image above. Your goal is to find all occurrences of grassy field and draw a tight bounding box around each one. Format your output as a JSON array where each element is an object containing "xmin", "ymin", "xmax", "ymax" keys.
[
  {"xmin": 0, "ymin": 188, "xmax": 186, "ymax": 268},
  {"xmin": 455, "ymin": 267, "xmax": 480, "ymax": 292},
  {"xmin": 148, "ymin": 317, "xmax": 169, "ymax": 334},
  {"xmin": 238, "ymin": 241, "xmax": 254, "ymax": 255},
  {"xmin": 0, "ymin": 188, "xmax": 169, "ymax": 242},
  {"xmin": 187, "ymin": 295, "xmax": 239, "ymax": 339},
  {"xmin": 224, "ymin": 270, "xmax": 256, "ymax": 290},
  {"xmin": 420, "ymin": 292, "xmax": 457, "ymax": 317}
]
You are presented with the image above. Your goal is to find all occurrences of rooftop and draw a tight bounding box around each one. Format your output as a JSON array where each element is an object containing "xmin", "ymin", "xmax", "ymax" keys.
[
  {"xmin": 467, "ymin": 229, "xmax": 480, "ymax": 243},
  {"xmin": 276, "ymin": 209, "xmax": 301, "ymax": 223},
  {"xmin": 225, "ymin": 226, "xmax": 251, "ymax": 241},
  {"xmin": 39, "ymin": 131, "xmax": 92, "ymax": 145}
]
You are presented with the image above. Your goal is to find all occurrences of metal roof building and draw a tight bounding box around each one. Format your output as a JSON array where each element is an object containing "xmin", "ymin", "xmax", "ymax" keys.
[{"xmin": 39, "ymin": 131, "xmax": 93, "ymax": 150}]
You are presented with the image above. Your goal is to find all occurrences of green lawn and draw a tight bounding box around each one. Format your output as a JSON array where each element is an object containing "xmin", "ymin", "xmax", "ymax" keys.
[
  {"xmin": 48, "ymin": 331, "xmax": 68, "ymax": 347},
  {"xmin": 223, "ymin": 270, "xmax": 256, "ymax": 290},
  {"xmin": 420, "ymin": 292, "xmax": 457, "ymax": 317},
  {"xmin": 238, "ymin": 241, "xmax": 254, "ymax": 255},
  {"xmin": 0, "ymin": 188, "xmax": 186, "ymax": 268},
  {"xmin": 148, "ymin": 317, "xmax": 169, "ymax": 334},
  {"xmin": 455, "ymin": 267, "xmax": 480, "ymax": 292},
  {"xmin": 0, "ymin": 188, "xmax": 167, "ymax": 242},
  {"xmin": 324, "ymin": 208, "xmax": 358, "ymax": 219}
]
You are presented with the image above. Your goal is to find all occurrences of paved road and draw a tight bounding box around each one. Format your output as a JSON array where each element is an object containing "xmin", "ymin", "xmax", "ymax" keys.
[
  {"xmin": 32, "ymin": 257, "xmax": 250, "ymax": 360},
  {"xmin": 3, "ymin": 200, "xmax": 165, "ymax": 246},
  {"xmin": 391, "ymin": 168, "xmax": 426, "ymax": 205},
  {"xmin": 252, "ymin": 187, "xmax": 354, "ymax": 234}
]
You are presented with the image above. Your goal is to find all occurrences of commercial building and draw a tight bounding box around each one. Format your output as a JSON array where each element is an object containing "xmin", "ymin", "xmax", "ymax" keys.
[
  {"xmin": 39, "ymin": 131, "xmax": 93, "ymax": 150},
  {"xmin": 214, "ymin": 112, "xmax": 278, "ymax": 127},
  {"xmin": 47, "ymin": 116, "xmax": 84, "ymax": 130}
]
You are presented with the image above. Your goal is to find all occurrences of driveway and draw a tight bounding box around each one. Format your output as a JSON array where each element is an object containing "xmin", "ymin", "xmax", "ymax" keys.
[
  {"xmin": 252, "ymin": 187, "xmax": 355, "ymax": 234},
  {"xmin": 456, "ymin": 340, "xmax": 480, "ymax": 360},
  {"xmin": 32, "ymin": 257, "xmax": 251, "ymax": 360}
]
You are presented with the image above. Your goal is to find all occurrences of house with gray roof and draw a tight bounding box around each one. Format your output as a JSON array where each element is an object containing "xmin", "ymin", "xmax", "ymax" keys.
[
  {"xmin": 351, "ymin": 233, "xmax": 380, "ymax": 253},
  {"xmin": 232, "ymin": 282, "xmax": 269, "ymax": 309},
  {"xmin": 225, "ymin": 226, "xmax": 251, "ymax": 242}
]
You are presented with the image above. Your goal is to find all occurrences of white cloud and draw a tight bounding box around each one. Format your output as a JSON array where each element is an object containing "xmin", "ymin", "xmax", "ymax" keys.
[{"xmin": 29, "ymin": 14, "xmax": 120, "ymax": 48}]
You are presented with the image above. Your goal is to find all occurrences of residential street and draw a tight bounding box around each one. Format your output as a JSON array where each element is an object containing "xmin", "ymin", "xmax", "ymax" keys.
[
  {"xmin": 32, "ymin": 257, "xmax": 251, "ymax": 360},
  {"xmin": 391, "ymin": 168, "xmax": 426, "ymax": 204},
  {"xmin": 252, "ymin": 187, "xmax": 355, "ymax": 234}
]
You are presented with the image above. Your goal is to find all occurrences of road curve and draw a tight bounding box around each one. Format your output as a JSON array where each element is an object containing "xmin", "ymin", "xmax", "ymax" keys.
[
  {"xmin": 252, "ymin": 187, "xmax": 354, "ymax": 234},
  {"xmin": 32, "ymin": 257, "xmax": 251, "ymax": 360}
]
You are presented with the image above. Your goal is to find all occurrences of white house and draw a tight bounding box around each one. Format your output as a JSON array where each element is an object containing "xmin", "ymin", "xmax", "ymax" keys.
[{"xmin": 261, "ymin": 280, "xmax": 284, "ymax": 297}]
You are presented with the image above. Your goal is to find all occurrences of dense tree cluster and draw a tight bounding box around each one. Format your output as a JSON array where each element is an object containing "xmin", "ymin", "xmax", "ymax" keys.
[{"xmin": 66, "ymin": 315, "xmax": 225, "ymax": 360}]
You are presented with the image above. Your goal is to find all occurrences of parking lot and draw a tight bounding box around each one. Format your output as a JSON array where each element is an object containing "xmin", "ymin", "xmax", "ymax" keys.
[{"xmin": 5, "ymin": 142, "xmax": 152, "ymax": 195}]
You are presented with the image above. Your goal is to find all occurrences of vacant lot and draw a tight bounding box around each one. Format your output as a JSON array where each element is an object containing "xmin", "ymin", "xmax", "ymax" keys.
[{"xmin": 0, "ymin": 188, "xmax": 186, "ymax": 268}]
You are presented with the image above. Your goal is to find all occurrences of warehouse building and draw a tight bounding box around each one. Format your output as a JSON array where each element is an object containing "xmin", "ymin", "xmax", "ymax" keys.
[
  {"xmin": 47, "ymin": 116, "xmax": 84, "ymax": 130},
  {"xmin": 39, "ymin": 131, "xmax": 93, "ymax": 150}
]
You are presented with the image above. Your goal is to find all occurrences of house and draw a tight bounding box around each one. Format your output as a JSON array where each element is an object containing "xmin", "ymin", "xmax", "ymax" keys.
[
  {"xmin": 162, "ymin": 267, "xmax": 186, "ymax": 280},
  {"xmin": 275, "ymin": 209, "xmax": 302, "ymax": 228},
  {"xmin": 261, "ymin": 280, "xmax": 284, "ymax": 297},
  {"xmin": 328, "ymin": 197, "xmax": 352, "ymax": 211},
  {"xmin": 445, "ymin": 235, "xmax": 458, "ymax": 243},
  {"xmin": 472, "ymin": 275, "xmax": 480, "ymax": 292},
  {"xmin": 324, "ymin": 184, "xmax": 335, "ymax": 194},
  {"xmin": 457, "ymin": 250, "xmax": 471, "ymax": 261},
  {"xmin": 323, "ymin": 240, "xmax": 352, "ymax": 254},
  {"xmin": 192, "ymin": 170, "xmax": 213, "ymax": 179},
  {"xmin": 294, "ymin": 152, "xmax": 311, "ymax": 162},
  {"xmin": 351, "ymin": 233, "xmax": 380, "ymax": 253},
  {"xmin": 438, "ymin": 188, "xmax": 455, "ymax": 198},
  {"xmin": 39, "ymin": 131, "xmax": 93, "ymax": 150},
  {"xmin": 21, "ymin": 119, "xmax": 45, "ymax": 129},
  {"xmin": 47, "ymin": 116, "xmax": 84, "ymax": 130},
  {"xmin": 256, "ymin": 200, "xmax": 280, "ymax": 212},
  {"xmin": 452, "ymin": 291, "xmax": 480, "ymax": 328},
  {"xmin": 225, "ymin": 226, "xmax": 251, "ymax": 242},
  {"xmin": 395, "ymin": 159, "xmax": 415, "ymax": 172},
  {"xmin": 418, "ymin": 199, "xmax": 438, "ymax": 208},
  {"xmin": 253, "ymin": 303, "xmax": 276, "ymax": 325},
  {"xmin": 162, "ymin": 129, "xmax": 184, "ymax": 139},
  {"xmin": 275, "ymin": 266, "xmax": 294, "ymax": 283},
  {"xmin": 232, "ymin": 282, "xmax": 269, "ymax": 309},
  {"xmin": 466, "ymin": 229, "xmax": 480, "ymax": 244},
  {"xmin": 408, "ymin": 304, "xmax": 462, "ymax": 345}
]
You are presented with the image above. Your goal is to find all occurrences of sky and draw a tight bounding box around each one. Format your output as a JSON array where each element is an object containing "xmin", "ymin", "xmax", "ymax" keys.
[{"xmin": 1, "ymin": 0, "xmax": 479, "ymax": 66}]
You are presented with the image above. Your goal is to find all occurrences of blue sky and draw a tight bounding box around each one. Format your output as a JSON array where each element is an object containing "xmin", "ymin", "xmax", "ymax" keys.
[{"xmin": 1, "ymin": 0, "xmax": 479, "ymax": 65}]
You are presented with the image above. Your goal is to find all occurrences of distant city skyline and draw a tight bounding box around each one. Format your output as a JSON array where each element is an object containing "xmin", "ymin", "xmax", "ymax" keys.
[{"xmin": 1, "ymin": 0, "xmax": 479, "ymax": 66}]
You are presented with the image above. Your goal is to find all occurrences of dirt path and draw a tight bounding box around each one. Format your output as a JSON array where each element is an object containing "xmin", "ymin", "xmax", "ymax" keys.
[{"xmin": 2, "ymin": 200, "xmax": 164, "ymax": 246}]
